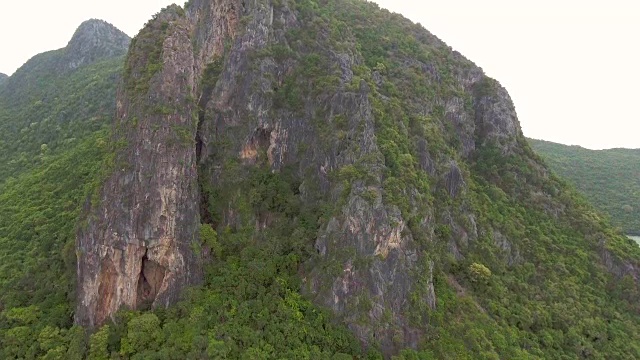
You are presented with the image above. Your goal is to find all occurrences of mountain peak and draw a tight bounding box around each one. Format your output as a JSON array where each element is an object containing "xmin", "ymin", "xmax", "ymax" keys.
[
  {"xmin": 63, "ymin": 19, "xmax": 131, "ymax": 70},
  {"xmin": 0, "ymin": 73, "xmax": 7, "ymax": 84}
]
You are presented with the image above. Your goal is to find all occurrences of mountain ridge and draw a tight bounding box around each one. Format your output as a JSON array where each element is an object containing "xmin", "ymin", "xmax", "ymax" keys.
[
  {"xmin": 0, "ymin": 19, "xmax": 129, "ymax": 182},
  {"xmin": 1, "ymin": 18, "xmax": 130, "ymax": 93},
  {"xmin": 63, "ymin": 19, "xmax": 131, "ymax": 70},
  {"xmin": 529, "ymin": 137, "xmax": 640, "ymax": 235}
]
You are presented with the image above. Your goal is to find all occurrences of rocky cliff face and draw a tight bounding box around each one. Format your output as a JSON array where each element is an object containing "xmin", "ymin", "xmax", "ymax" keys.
[
  {"xmin": 75, "ymin": 0, "xmax": 640, "ymax": 356},
  {"xmin": 63, "ymin": 19, "xmax": 130, "ymax": 70},
  {"xmin": 76, "ymin": 7, "xmax": 201, "ymax": 327},
  {"xmin": 0, "ymin": 73, "xmax": 7, "ymax": 84}
]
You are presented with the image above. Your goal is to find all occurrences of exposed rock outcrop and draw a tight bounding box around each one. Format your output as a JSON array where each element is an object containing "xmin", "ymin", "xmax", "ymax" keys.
[
  {"xmin": 473, "ymin": 78, "xmax": 521, "ymax": 153},
  {"xmin": 75, "ymin": 1, "xmax": 640, "ymax": 358},
  {"xmin": 76, "ymin": 7, "xmax": 201, "ymax": 327},
  {"xmin": 444, "ymin": 161, "xmax": 465, "ymax": 198},
  {"xmin": 0, "ymin": 73, "xmax": 7, "ymax": 84},
  {"xmin": 63, "ymin": 19, "xmax": 130, "ymax": 70}
]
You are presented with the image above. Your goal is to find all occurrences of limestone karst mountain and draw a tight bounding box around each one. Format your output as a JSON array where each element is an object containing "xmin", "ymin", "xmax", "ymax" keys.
[
  {"xmin": 3, "ymin": 1, "xmax": 640, "ymax": 359},
  {"xmin": 74, "ymin": 0, "xmax": 640, "ymax": 357}
]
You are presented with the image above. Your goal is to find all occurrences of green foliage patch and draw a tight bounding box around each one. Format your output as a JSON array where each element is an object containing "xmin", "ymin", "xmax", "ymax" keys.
[{"xmin": 530, "ymin": 138, "xmax": 640, "ymax": 235}]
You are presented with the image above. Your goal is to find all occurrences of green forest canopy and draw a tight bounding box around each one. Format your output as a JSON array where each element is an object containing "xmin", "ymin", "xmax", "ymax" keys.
[{"xmin": 529, "ymin": 138, "xmax": 640, "ymax": 236}]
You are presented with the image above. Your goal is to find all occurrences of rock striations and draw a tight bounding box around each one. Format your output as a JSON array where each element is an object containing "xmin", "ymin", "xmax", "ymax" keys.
[{"xmin": 74, "ymin": 0, "xmax": 640, "ymax": 356}]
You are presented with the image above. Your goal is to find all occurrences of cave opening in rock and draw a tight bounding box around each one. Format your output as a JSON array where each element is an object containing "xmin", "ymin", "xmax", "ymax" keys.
[
  {"xmin": 136, "ymin": 251, "xmax": 166, "ymax": 310},
  {"xmin": 252, "ymin": 127, "xmax": 272, "ymax": 151}
]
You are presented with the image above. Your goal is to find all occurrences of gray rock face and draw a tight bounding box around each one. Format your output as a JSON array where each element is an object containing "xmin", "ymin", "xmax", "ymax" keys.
[
  {"xmin": 444, "ymin": 161, "xmax": 465, "ymax": 198},
  {"xmin": 599, "ymin": 235, "xmax": 640, "ymax": 281},
  {"xmin": 184, "ymin": 1, "xmax": 422, "ymax": 351},
  {"xmin": 76, "ymin": 7, "xmax": 201, "ymax": 327},
  {"xmin": 473, "ymin": 79, "xmax": 521, "ymax": 153},
  {"xmin": 189, "ymin": 0, "xmax": 242, "ymax": 74},
  {"xmin": 63, "ymin": 19, "xmax": 131, "ymax": 70},
  {"xmin": 0, "ymin": 73, "xmax": 7, "ymax": 84},
  {"xmin": 493, "ymin": 230, "xmax": 521, "ymax": 266}
]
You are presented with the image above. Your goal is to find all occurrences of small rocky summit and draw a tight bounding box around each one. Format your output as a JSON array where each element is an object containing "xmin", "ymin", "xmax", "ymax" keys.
[
  {"xmin": 0, "ymin": 73, "xmax": 7, "ymax": 84},
  {"xmin": 63, "ymin": 19, "xmax": 131, "ymax": 70}
]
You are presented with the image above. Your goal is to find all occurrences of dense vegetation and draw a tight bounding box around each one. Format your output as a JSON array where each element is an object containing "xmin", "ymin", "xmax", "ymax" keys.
[
  {"xmin": 530, "ymin": 138, "xmax": 640, "ymax": 235},
  {"xmin": 2, "ymin": 0, "xmax": 640, "ymax": 359},
  {"xmin": 0, "ymin": 151, "xmax": 368, "ymax": 358},
  {"xmin": 0, "ymin": 132, "xmax": 109, "ymax": 358},
  {"xmin": 0, "ymin": 49, "xmax": 122, "ymax": 183}
]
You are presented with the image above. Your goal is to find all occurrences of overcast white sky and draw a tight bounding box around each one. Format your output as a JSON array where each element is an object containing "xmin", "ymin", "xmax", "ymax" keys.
[{"xmin": 0, "ymin": 0, "xmax": 638, "ymax": 149}]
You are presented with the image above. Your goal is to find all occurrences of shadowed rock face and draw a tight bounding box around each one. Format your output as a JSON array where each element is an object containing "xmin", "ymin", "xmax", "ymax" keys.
[
  {"xmin": 444, "ymin": 161, "xmax": 465, "ymax": 198},
  {"xmin": 75, "ymin": 0, "xmax": 255, "ymax": 329},
  {"xmin": 64, "ymin": 19, "xmax": 131, "ymax": 70}
]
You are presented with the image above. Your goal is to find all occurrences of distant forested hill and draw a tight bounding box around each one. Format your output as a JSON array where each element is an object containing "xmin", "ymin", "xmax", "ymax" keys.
[
  {"xmin": 0, "ymin": 19, "xmax": 128, "ymax": 183},
  {"xmin": 529, "ymin": 138, "xmax": 640, "ymax": 235}
]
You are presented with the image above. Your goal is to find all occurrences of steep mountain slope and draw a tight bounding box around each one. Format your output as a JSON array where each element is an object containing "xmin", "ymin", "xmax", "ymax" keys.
[
  {"xmin": 530, "ymin": 138, "xmax": 640, "ymax": 235},
  {"xmin": 73, "ymin": 0, "xmax": 640, "ymax": 358},
  {"xmin": 0, "ymin": 19, "xmax": 129, "ymax": 183},
  {"xmin": 0, "ymin": 132, "xmax": 109, "ymax": 328},
  {"xmin": 3, "ymin": 1, "xmax": 640, "ymax": 359}
]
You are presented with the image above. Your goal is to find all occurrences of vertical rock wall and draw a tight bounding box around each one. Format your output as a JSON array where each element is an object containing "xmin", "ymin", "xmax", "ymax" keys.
[{"xmin": 75, "ymin": 7, "xmax": 202, "ymax": 327}]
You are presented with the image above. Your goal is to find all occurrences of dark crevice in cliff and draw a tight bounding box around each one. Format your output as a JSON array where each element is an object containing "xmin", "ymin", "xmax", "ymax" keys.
[
  {"xmin": 196, "ymin": 107, "xmax": 213, "ymax": 226},
  {"xmin": 196, "ymin": 59, "xmax": 224, "ymax": 227},
  {"xmin": 196, "ymin": 82, "xmax": 213, "ymax": 225},
  {"xmin": 136, "ymin": 250, "xmax": 166, "ymax": 310}
]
